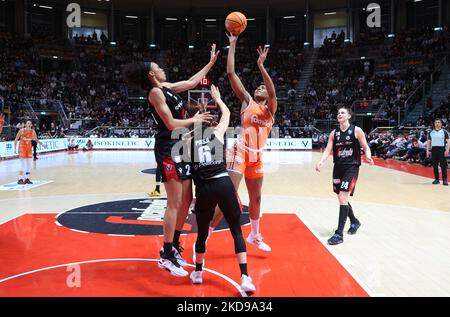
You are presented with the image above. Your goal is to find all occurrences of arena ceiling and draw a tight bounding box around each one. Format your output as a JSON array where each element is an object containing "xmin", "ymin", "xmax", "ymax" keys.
[{"xmin": 41, "ymin": 0, "xmax": 370, "ymax": 16}]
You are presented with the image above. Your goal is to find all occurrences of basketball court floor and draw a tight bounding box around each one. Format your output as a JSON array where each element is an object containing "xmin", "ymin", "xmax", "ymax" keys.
[{"xmin": 0, "ymin": 150, "xmax": 449, "ymax": 297}]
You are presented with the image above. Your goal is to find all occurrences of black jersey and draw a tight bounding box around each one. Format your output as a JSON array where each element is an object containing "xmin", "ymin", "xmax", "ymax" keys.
[
  {"xmin": 148, "ymin": 86, "xmax": 187, "ymax": 156},
  {"xmin": 191, "ymin": 130, "xmax": 228, "ymax": 186},
  {"xmin": 332, "ymin": 124, "xmax": 361, "ymax": 166}
]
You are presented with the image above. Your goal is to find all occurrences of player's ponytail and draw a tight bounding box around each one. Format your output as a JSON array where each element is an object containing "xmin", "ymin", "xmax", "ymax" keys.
[{"xmin": 122, "ymin": 62, "xmax": 152, "ymax": 90}]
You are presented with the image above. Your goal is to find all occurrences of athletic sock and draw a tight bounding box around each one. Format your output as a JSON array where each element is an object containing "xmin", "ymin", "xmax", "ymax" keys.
[
  {"xmin": 195, "ymin": 262, "xmax": 203, "ymax": 272},
  {"xmin": 173, "ymin": 230, "xmax": 181, "ymax": 248},
  {"xmin": 337, "ymin": 205, "xmax": 349, "ymax": 235},
  {"xmin": 250, "ymin": 218, "xmax": 260, "ymax": 236},
  {"xmin": 348, "ymin": 203, "xmax": 357, "ymax": 223},
  {"xmin": 163, "ymin": 242, "xmax": 172, "ymax": 255},
  {"xmin": 155, "ymin": 185, "xmax": 160, "ymax": 192},
  {"xmin": 239, "ymin": 263, "xmax": 248, "ymax": 276}
]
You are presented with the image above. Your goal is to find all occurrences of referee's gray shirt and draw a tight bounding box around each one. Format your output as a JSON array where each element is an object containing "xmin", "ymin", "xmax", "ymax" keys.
[{"xmin": 428, "ymin": 129, "xmax": 449, "ymax": 147}]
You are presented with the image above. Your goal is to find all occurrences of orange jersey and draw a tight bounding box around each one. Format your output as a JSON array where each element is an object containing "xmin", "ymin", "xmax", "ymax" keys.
[
  {"xmin": 227, "ymin": 98, "xmax": 274, "ymax": 179},
  {"xmin": 19, "ymin": 128, "xmax": 34, "ymax": 158},
  {"xmin": 239, "ymin": 98, "xmax": 274, "ymax": 151}
]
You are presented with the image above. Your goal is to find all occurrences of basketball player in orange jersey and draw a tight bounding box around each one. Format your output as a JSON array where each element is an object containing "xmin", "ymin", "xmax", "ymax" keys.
[
  {"xmin": 13, "ymin": 120, "xmax": 46, "ymax": 184},
  {"xmin": 208, "ymin": 34, "xmax": 277, "ymax": 252}
]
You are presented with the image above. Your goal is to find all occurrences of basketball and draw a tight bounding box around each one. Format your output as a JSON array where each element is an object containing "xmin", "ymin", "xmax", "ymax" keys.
[{"xmin": 225, "ymin": 11, "xmax": 247, "ymax": 36}]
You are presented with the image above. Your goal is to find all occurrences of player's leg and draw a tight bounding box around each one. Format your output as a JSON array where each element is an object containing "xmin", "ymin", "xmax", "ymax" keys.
[
  {"xmin": 24, "ymin": 158, "xmax": 32, "ymax": 184},
  {"xmin": 244, "ymin": 162, "xmax": 271, "ymax": 252},
  {"xmin": 217, "ymin": 177, "xmax": 255, "ymax": 292},
  {"xmin": 209, "ymin": 170, "xmax": 243, "ymax": 231},
  {"xmin": 191, "ymin": 183, "xmax": 217, "ymax": 284},
  {"xmin": 18, "ymin": 158, "xmax": 25, "ymax": 184},
  {"xmin": 172, "ymin": 178, "xmax": 192, "ymax": 266},
  {"xmin": 157, "ymin": 160, "xmax": 188, "ymax": 277}
]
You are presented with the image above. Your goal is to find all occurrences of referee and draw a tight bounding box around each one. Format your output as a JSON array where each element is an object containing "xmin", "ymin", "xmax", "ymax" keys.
[{"xmin": 426, "ymin": 118, "xmax": 449, "ymax": 186}]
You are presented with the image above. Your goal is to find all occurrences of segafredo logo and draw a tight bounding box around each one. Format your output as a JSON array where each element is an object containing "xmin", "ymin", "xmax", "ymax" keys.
[{"xmin": 250, "ymin": 115, "xmax": 271, "ymax": 128}]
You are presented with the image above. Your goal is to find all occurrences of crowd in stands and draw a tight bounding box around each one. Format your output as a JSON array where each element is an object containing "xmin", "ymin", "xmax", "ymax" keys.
[{"xmin": 1, "ymin": 25, "xmax": 449, "ymax": 155}]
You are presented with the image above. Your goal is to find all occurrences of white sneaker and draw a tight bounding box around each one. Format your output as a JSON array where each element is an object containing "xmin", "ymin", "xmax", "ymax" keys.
[
  {"xmin": 241, "ymin": 275, "xmax": 256, "ymax": 293},
  {"xmin": 192, "ymin": 242, "xmax": 205, "ymax": 266},
  {"xmin": 190, "ymin": 270, "xmax": 203, "ymax": 284},
  {"xmin": 246, "ymin": 233, "xmax": 272, "ymax": 252},
  {"xmin": 172, "ymin": 246, "xmax": 187, "ymax": 267},
  {"xmin": 158, "ymin": 252, "xmax": 188, "ymax": 277},
  {"xmin": 160, "ymin": 247, "xmax": 187, "ymax": 267}
]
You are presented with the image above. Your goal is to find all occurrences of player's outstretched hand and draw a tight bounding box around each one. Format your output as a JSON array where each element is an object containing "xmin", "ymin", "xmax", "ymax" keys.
[{"xmin": 210, "ymin": 84, "xmax": 221, "ymax": 101}]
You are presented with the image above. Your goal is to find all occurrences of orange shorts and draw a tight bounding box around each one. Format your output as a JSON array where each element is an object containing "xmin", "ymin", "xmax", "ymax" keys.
[
  {"xmin": 19, "ymin": 145, "xmax": 32, "ymax": 159},
  {"xmin": 226, "ymin": 143, "xmax": 264, "ymax": 179}
]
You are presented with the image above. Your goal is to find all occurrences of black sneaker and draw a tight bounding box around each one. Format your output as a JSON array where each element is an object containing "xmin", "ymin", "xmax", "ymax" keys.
[
  {"xmin": 17, "ymin": 179, "xmax": 24, "ymax": 185},
  {"xmin": 25, "ymin": 178, "xmax": 33, "ymax": 184},
  {"xmin": 348, "ymin": 220, "xmax": 361, "ymax": 235},
  {"xmin": 443, "ymin": 181, "xmax": 449, "ymax": 186},
  {"xmin": 327, "ymin": 232, "xmax": 344, "ymax": 245},
  {"xmin": 432, "ymin": 180, "xmax": 440, "ymax": 184}
]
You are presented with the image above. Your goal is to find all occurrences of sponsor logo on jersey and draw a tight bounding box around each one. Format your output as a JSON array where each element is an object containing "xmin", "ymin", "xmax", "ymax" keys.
[
  {"xmin": 250, "ymin": 114, "xmax": 271, "ymax": 128},
  {"xmin": 333, "ymin": 178, "xmax": 341, "ymax": 184},
  {"xmin": 346, "ymin": 136, "xmax": 351, "ymax": 140},
  {"xmin": 337, "ymin": 148, "xmax": 354, "ymax": 158}
]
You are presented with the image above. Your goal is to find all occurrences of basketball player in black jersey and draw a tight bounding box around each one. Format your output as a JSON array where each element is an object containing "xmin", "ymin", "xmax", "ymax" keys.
[
  {"xmin": 123, "ymin": 44, "xmax": 218, "ymax": 276},
  {"xmin": 315, "ymin": 107, "xmax": 373, "ymax": 245},
  {"xmin": 187, "ymin": 84, "xmax": 255, "ymax": 292}
]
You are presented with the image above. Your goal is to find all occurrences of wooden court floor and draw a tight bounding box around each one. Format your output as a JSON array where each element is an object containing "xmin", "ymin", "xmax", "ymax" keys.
[{"xmin": 0, "ymin": 150, "xmax": 449, "ymax": 296}]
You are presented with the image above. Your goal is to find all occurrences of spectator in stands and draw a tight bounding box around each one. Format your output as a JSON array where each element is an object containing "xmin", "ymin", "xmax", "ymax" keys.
[
  {"xmin": 68, "ymin": 137, "xmax": 79, "ymax": 151},
  {"xmin": 399, "ymin": 137, "xmax": 426, "ymax": 162},
  {"xmin": 48, "ymin": 122, "xmax": 58, "ymax": 138},
  {"xmin": 83, "ymin": 139, "xmax": 93, "ymax": 151}
]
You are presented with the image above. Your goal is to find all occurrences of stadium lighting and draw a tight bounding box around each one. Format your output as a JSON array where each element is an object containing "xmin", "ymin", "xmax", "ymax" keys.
[
  {"xmin": 324, "ymin": 12, "xmax": 337, "ymax": 15},
  {"xmin": 434, "ymin": 27, "xmax": 443, "ymax": 31},
  {"xmin": 344, "ymin": 39, "xmax": 351, "ymax": 42},
  {"xmin": 414, "ymin": 0, "xmax": 422, "ymax": 2},
  {"xmin": 149, "ymin": 44, "xmax": 156, "ymax": 48},
  {"xmin": 83, "ymin": 12, "xmax": 96, "ymax": 15},
  {"xmin": 247, "ymin": 18, "xmax": 255, "ymax": 21},
  {"xmin": 283, "ymin": 16, "xmax": 295, "ymax": 19},
  {"xmin": 264, "ymin": 44, "xmax": 270, "ymax": 48},
  {"xmin": 226, "ymin": 45, "xmax": 230, "ymax": 49},
  {"xmin": 126, "ymin": 15, "xmax": 138, "ymax": 19},
  {"xmin": 205, "ymin": 19, "xmax": 216, "ymax": 22},
  {"xmin": 188, "ymin": 45, "xmax": 194, "ymax": 49},
  {"xmin": 388, "ymin": 34, "xmax": 395, "ymax": 38},
  {"xmin": 165, "ymin": 18, "xmax": 177, "ymax": 21},
  {"xmin": 139, "ymin": 97, "xmax": 144, "ymax": 100},
  {"xmin": 39, "ymin": 5, "xmax": 53, "ymax": 9},
  {"xmin": 52, "ymin": 56, "xmax": 58, "ymax": 59},
  {"xmin": 110, "ymin": 42, "xmax": 116, "ymax": 45},
  {"xmin": 361, "ymin": 56, "xmax": 366, "ymax": 60},
  {"xmin": 304, "ymin": 42, "xmax": 310, "ymax": 46}
]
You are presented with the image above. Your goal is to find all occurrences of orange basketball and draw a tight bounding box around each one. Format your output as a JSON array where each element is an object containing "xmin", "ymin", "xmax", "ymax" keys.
[{"xmin": 225, "ymin": 12, "xmax": 247, "ymax": 36}]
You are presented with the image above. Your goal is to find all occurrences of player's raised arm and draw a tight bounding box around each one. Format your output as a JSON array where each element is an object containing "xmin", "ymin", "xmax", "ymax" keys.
[
  {"xmin": 210, "ymin": 85, "xmax": 230, "ymax": 141},
  {"xmin": 163, "ymin": 44, "xmax": 219, "ymax": 94},
  {"xmin": 256, "ymin": 46, "xmax": 277, "ymax": 115},
  {"xmin": 226, "ymin": 33, "xmax": 250, "ymax": 106}
]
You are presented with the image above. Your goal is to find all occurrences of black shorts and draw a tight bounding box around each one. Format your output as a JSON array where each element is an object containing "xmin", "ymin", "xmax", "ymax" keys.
[
  {"xmin": 332, "ymin": 164, "xmax": 359, "ymax": 196},
  {"xmin": 194, "ymin": 176, "xmax": 243, "ymax": 219},
  {"xmin": 155, "ymin": 154, "xmax": 192, "ymax": 182}
]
